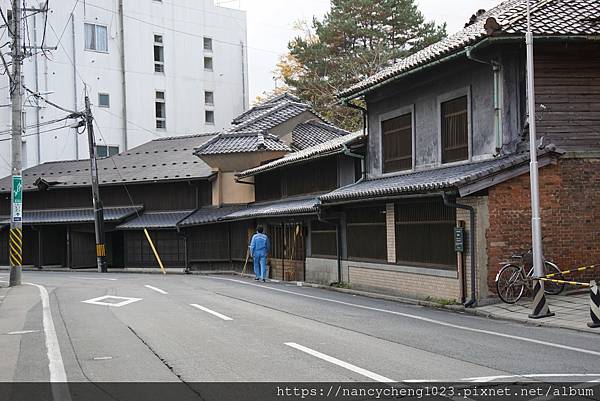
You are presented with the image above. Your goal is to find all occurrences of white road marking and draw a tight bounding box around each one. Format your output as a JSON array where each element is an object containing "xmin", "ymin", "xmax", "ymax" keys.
[
  {"xmin": 190, "ymin": 304, "xmax": 233, "ymax": 321},
  {"xmin": 7, "ymin": 330, "xmax": 40, "ymax": 335},
  {"xmin": 285, "ymin": 342, "xmax": 394, "ymax": 383},
  {"xmin": 209, "ymin": 276, "xmax": 600, "ymax": 357},
  {"xmin": 69, "ymin": 276, "xmax": 117, "ymax": 281},
  {"xmin": 82, "ymin": 295, "xmax": 142, "ymax": 307},
  {"xmin": 24, "ymin": 282, "xmax": 68, "ymax": 382},
  {"xmin": 462, "ymin": 373, "xmax": 600, "ymax": 383},
  {"xmin": 144, "ymin": 285, "xmax": 168, "ymax": 294},
  {"xmin": 92, "ymin": 356, "xmax": 113, "ymax": 361}
]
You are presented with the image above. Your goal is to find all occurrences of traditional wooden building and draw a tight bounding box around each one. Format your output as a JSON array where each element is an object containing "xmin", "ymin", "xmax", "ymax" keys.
[{"xmin": 321, "ymin": 0, "xmax": 600, "ymax": 303}]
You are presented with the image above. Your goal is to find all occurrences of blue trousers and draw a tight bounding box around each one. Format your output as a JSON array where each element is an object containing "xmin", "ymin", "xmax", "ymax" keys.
[{"xmin": 253, "ymin": 254, "xmax": 267, "ymax": 280}]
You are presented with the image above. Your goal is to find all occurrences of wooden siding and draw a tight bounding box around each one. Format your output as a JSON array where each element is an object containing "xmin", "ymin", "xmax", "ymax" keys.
[
  {"xmin": 0, "ymin": 180, "xmax": 211, "ymax": 215},
  {"xmin": 535, "ymin": 43, "xmax": 600, "ymax": 150}
]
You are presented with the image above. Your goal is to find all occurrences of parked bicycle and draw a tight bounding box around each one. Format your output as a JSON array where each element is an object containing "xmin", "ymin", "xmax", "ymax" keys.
[{"xmin": 495, "ymin": 250, "xmax": 565, "ymax": 304}]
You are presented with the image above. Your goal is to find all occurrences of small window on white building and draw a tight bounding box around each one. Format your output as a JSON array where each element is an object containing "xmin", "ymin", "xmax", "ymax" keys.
[
  {"xmin": 98, "ymin": 93, "xmax": 110, "ymax": 108},
  {"xmin": 203, "ymin": 37, "xmax": 212, "ymax": 52},
  {"xmin": 205, "ymin": 91, "xmax": 214, "ymax": 106},
  {"xmin": 155, "ymin": 91, "xmax": 166, "ymax": 129},
  {"xmin": 205, "ymin": 110, "xmax": 214, "ymax": 125},
  {"xmin": 204, "ymin": 56, "xmax": 213, "ymax": 71},
  {"xmin": 154, "ymin": 34, "xmax": 164, "ymax": 73},
  {"xmin": 96, "ymin": 145, "xmax": 119, "ymax": 158},
  {"xmin": 84, "ymin": 23, "xmax": 108, "ymax": 52},
  {"xmin": 6, "ymin": 10, "xmax": 12, "ymax": 38}
]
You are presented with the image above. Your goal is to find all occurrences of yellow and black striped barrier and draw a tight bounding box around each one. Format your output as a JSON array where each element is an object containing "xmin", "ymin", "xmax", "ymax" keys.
[
  {"xmin": 9, "ymin": 227, "xmax": 22, "ymax": 267},
  {"xmin": 538, "ymin": 277, "xmax": 592, "ymax": 287},
  {"xmin": 544, "ymin": 264, "xmax": 599, "ymax": 279}
]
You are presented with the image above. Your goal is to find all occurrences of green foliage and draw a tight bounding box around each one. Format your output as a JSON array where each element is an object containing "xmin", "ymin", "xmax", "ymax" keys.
[{"xmin": 277, "ymin": 0, "xmax": 446, "ymax": 131}]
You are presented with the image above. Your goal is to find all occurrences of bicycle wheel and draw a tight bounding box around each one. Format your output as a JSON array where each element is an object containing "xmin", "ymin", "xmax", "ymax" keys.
[
  {"xmin": 542, "ymin": 261, "xmax": 565, "ymax": 295},
  {"xmin": 496, "ymin": 264, "xmax": 526, "ymax": 304}
]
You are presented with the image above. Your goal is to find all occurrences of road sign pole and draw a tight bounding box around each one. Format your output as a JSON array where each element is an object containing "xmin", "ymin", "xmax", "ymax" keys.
[{"xmin": 9, "ymin": 0, "xmax": 24, "ymax": 287}]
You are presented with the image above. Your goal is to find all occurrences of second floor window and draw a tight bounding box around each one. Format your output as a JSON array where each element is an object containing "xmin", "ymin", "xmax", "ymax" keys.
[
  {"xmin": 441, "ymin": 95, "xmax": 468, "ymax": 164},
  {"xmin": 155, "ymin": 91, "xmax": 166, "ymax": 129},
  {"xmin": 205, "ymin": 110, "xmax": 214, "ymax": 124},
  {"xmin": 154, "ymin": 35, "xmax": 164, "ymax": 73},
  {"xmin": 84, "ymin": 23, "xmax": 108, "ymax": 52},
  {"xmin": 204, "ymin": 91, "xmax": 214, "ymax": 105},
  {"xmin": 382, "ymin": 112, "xmax": 412, "ymax": 173},
  {"xmin": 98, "ymin": 93, "xmax": 110, "ymax": 108},
  {"xmin": 204, "ymin": 56, "xmax": 213, "ymax": 71},
  {"xmin": 96, "ymin": 145, "xmax": 119, "ymax": 158},
  {"xmin": 203, "ymin": 37, "xmax": 212, "ymax": 51}
]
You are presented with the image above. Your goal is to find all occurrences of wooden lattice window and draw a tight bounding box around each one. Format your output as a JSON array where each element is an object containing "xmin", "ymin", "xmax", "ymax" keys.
[
  {"xmin": 346, "ymin": 205, "xmax": 387, "ymax": 262},
  {"xmin": 382, "ymin": 113, "xmax": 412, "ymax": 173},
  {"xmin": 441, "ymin": 95, "xmax": 468, "ymax": 163},
  {"xmin": 395, "ymin": 199, "xmax": 456, "ymax": 270},
  {"xmin": 310, "ymin": 220, "xmax": 337, "ymax": 258}
]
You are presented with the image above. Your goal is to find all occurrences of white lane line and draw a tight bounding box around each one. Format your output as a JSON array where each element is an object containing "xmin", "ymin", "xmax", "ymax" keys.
[
  {"xmin": 190, "ymin": 304, "xmax": 233, "ymax": 321},
  {"xmin": 24, "ymin": 282, "xmax": 67, "ymax": 382},
  {"xmin": 285, "ymin": 342, "xmax": 394, "ymax": 383},
  {"xmin": 7, "ymin": 330, "xmax": 40, "ymax": 335},
  {"xmin": 209, "ymin": 276, "xmax": 600, "ymax": 357},
  {"xmin": 462, "ymin": 373, "xmax": 600, "ymax": 383},
  {"xmin": 144, "ymin": 285, "xmax": 168, "ymax": 295},
  {"xmin": 69, "ymin": 276, "xmax": 117, "ymax": 281}
]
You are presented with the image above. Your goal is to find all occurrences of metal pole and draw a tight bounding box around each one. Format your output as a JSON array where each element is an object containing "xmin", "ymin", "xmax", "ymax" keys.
[
  {"xmin": 9, "ymin": 0, "xmax": 23, "ymax": 287},
  {"xmin": 84, "ymin": 95, "xmax": 107, "ymax": 273},
  {"xmin": 525, "ymin": 0, "xmax": 544, "ymax": 279}
]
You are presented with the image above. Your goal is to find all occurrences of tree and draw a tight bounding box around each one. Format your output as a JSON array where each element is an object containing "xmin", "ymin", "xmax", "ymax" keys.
[{"xmin": 277, "ymin": 0, "xmax": 446, "ymax": 131}]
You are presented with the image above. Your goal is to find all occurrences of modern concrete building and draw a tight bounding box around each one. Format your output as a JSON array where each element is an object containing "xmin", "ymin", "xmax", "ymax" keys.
[{"xmin": 0, "ymin": 0, "xmax": 248, "ymax": 177}]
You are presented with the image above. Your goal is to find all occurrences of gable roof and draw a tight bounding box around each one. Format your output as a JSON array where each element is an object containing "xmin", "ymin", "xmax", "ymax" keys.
[
  {"xmin": 237, "ymin": 130, "xmax": 364, "ymax": 179},
  {"xmin": 230, "ymin": 101, "xmax": 313, "ymax": 133},
  {"xmin": 193, "ymin": 131, "xmax": 291, "ymax": 156},
  {"xmin": 0, "ymin": 133, "xmax": 216, "ymax": 193},
  {"xmin": 340, "ymin": 0, "xmax": 600, "ymax": 100},
  {"xmin": 319, "ymin": 149, "xmax": 560, "ymax": 204},
  {"xmin": 291, "ymin": 120, "xmax": 351, "ymax": 150},
  {"xmin": 232, "ymin": 93, "xmax": 302, "ymax": 125}
]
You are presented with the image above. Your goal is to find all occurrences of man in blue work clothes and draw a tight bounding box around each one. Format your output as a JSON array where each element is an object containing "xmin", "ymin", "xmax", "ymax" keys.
[{"xmin": 249, "ymin": 225, "xmax": 270, "ymax": 282}]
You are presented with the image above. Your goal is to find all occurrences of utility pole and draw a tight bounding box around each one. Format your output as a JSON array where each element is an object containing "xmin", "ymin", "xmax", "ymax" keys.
[
  {"xmin": 9, "ymin": 0, "xmax": 24, "ymax": 287},
  {"xmin": 84, "ymin": 95, "xmax": 108, "ymax": 273},
  {"xmin": 526, "ymin": 0, "xmax": 553, "ymax": 319}
]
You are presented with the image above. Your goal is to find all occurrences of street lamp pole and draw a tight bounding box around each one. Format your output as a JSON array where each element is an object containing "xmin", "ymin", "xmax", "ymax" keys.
[{"xmin": 526, "ymin": 0, "xmax": 554, "ymax": 319}]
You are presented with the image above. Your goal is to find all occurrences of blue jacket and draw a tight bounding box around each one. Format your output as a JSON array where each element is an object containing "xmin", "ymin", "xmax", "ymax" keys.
[{"xmin": 249, "ymin": 232, "xmax": 270, "ymax": 257}]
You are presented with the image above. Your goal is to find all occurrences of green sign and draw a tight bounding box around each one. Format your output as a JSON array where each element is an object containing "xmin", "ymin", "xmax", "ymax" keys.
[
  {"xmin": 454, "ymin": 227, "xmax": 464, "ymax": 253},
  {"xmin": 12, "ymin": 175, "xmax": 22, "ymax": 222}
]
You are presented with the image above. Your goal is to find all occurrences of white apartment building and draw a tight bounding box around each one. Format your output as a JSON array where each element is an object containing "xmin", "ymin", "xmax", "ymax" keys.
[{"xmin": 0, "ymin": 0, "xmax": 248, "ymax": 177}]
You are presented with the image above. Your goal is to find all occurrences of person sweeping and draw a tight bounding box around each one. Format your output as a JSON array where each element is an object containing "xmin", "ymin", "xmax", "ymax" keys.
[{"xmin": 249, "ymin": 225, "xmax": 270, "ymax": 282}]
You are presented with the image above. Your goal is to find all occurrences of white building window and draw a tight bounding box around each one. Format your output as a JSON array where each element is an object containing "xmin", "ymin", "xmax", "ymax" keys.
[
  {"xmin": 98, "ymin": 93, "xmax": 110, "ymax": 108},
  {"xmin": 204, "ymin": 56, "xmax": 213, "ymax": 71},
  {"xmin": 203, "ymin": 37, "xmax": 212, "ymax": 52},
  {"xmin": 84, "ymin": 23, "xmax": 108, "ymax": 52},
  {"xmin": 205, "ymin": 110, "xmax": 214, "ymax": 124},
  {"xmin": 154, "ymin": 34, "xmax": 164, "ymax": 73},
  {"xmin": 96, "ymin": 145, "xmax": 119, "ymax": 158},
  {"xmin": 205, "ymin": 91, "xmax": 214, "ymax": 106},
  {"xmin": 155, "ymin": 91, "xmax": 166, "ymax": 129}
]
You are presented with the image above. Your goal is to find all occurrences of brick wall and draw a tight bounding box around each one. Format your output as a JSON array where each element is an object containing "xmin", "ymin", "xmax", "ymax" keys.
[{"xmin": 486, "ymin": 157, "xmax": 600, "ymax": 294}]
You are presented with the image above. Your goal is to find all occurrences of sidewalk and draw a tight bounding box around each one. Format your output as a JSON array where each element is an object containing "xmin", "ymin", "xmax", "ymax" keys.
[{"xmin": 474, "ymin": 291, "xmax": 596, "ymax": 334}]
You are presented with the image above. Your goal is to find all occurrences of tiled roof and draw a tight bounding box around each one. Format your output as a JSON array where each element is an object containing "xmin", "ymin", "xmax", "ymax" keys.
[
  {"xmin": 193, "ymin": 132, "xmax": 291, "ymax": 156},
  {"xmin": 291, "ymin": 121, "xmax": 351, "ymax": 150},
  {"xmin": 319, "ymin": 150, "xmax": 558, "ymax": 203},
  {"xmin": 116, "ymin": 210, "xmax": 194, "ymax": 230},
  {"xmin": 232, "ymin": 93, "xmax": 302, "ymax": 125},
  {"xmin": 0, "ymin": 133, "xmax": 215, "ymax": 193},
  {"xmin": 237, "ymin": 131, "xmax": 365, "ymax": 179},
  {"xmin": 220, "ymin": 197, "xmax": 318, "ymax": 221},
  {"xmin": 177, "ymin": 205, "xmax": 245, "ymax": 227},
  {"xmin": 230, "ymin": 102, "xmax": 313, "ymax": 133},
  {"xmin": 340, "ymin": 0, "xmax": 600, "ymax": 99},
  {"xmin": 0, "ymin": 206, "xmax": 143, "ymax": 225}
]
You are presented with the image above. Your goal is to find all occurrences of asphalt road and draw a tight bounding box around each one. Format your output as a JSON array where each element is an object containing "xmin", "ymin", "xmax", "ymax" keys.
[{"xmin": 1, "ymin": 271, "xmax": 599, "ymax": 386}]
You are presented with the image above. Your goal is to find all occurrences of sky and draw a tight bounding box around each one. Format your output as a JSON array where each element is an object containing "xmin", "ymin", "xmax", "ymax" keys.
[{"xmin": 219, "ymin": 0, "xmax": 500, "ymax": 101}]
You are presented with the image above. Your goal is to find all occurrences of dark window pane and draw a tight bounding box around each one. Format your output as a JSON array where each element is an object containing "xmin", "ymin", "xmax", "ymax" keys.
[
  {"xmin": 346, "ymin": 205, "xmax": 387, "ymax": 262},
  {"xmin": 441, "ymin": 96, "xmax": 468, "ymax": 163},
  {"xmin": 187, "ymin": 224, "xmax": 229, "ymax": 261},
  {"xmin": 382, "ymin": 112, "xmax": 412, "ymax": 173},
  {"xmin": 395, "ymin": 198, "xmax": 456, "ymax": 270},
  {"xmin": 310, "ymin": 220, "xmax": 337, "ymax": 257}
]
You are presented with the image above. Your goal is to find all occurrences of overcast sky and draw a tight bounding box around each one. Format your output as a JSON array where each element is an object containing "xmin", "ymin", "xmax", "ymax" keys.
[{"xmin": 222, "ymin": 0, "xmax": 500, "ymax": 101}]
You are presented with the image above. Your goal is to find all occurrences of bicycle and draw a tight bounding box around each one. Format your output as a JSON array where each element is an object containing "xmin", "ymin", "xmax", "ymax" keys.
[{"xmin": 495, "ymin": 250, "xmax": 565, "ymax": 304}]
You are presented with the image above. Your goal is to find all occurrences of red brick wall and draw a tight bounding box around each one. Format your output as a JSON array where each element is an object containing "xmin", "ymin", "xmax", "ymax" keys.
[{"xmin": 486, "ymin": 157, "xmax": 600, "ymax": 294}]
